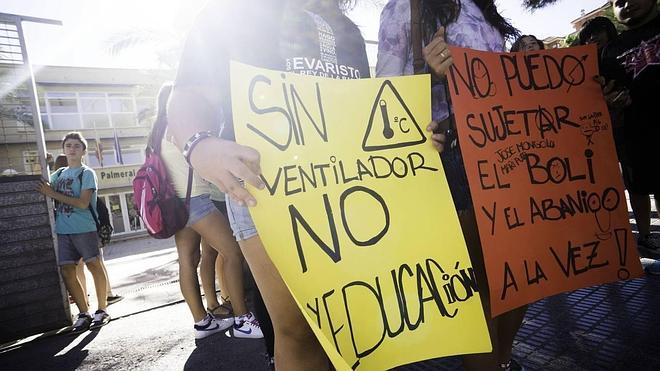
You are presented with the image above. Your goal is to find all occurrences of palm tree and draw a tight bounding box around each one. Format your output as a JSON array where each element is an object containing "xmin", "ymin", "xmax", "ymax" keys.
[
  {"xmin": 523, "ymin": 0, "xmax": 562, "ymax": 9},
  {"xmin": 107, "ymin": 28, "xmax": 184, "ymax": 70}
]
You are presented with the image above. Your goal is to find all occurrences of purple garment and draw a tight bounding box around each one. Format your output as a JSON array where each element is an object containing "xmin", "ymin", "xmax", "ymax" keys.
[
  {"xmin": 376, "ymin": 0, "xmax": 504, "ymax": 121},
  {"xmin": 376, "ymin": 0, "xmax": 506, "ymax": 211}
]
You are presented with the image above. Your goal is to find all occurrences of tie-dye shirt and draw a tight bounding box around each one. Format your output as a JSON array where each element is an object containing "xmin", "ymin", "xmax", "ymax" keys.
[
  {"xmin": 377, "ymin": 0, "xmax": 504, "ymax": 122},
  {"xmin": 376, "ymin": 0, "xmax": 505, "ymax": 210}
]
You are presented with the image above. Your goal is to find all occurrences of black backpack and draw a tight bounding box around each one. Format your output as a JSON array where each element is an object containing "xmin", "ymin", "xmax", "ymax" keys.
[{"xmin": 53, "ymin": 167, "xmax": 114, "ymax": 246}]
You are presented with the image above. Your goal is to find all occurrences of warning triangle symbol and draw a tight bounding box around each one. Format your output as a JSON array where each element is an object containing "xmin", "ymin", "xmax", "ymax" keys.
[{"xmin": 362, "ymin": 80, "xmax": 426, "ymax": 152}]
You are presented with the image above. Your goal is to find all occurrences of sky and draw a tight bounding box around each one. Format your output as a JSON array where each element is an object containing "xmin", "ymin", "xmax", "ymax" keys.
[{"xmin": 0, "ymin": 0, "xmax": 608, "ymax": 69}]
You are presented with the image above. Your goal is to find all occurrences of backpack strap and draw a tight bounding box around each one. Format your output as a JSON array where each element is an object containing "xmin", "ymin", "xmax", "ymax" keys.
[
  {"xmin": 183, "ymin": 167, "xmax": 193, "ymax": 207},
  {"xmin": 78, "ymin": 169, "xmax": 101, "ymax": 229},
  {"xmin": 410, "ymin": 0, "xmax": 425, "ymax": 74},
  {"xmin": 147, "ymin": 84, "xmax": 194, "ymax": 205},
  {"xmin": 52, "ymin": 167, "xmax": 66, "ymax": 219},
  {"xmin": 52, "ymin": 167, "xmax": 65, "ymax": 183}
]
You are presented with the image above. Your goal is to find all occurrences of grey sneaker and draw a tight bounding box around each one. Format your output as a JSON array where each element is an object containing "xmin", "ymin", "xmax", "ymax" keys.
[
  {"xmin": 70, "ymin": 312, "xmax": 92, "ymax": 335},
  {"xmin": 89, "ymin": 309, "xmax": 110, "ymax": 330}
]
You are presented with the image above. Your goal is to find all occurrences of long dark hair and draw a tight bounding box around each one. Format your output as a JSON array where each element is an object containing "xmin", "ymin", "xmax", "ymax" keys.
[
  {"xmin": 578, "ymin": 16, "xmax": 617, "ymax": 46},
  {"xmin": 510, "ymin": 34, "xmax": 545, "ymax": 52},
  {"xmin": 421, "ymin": 0, "xmax": 519, "ymax": 42},
  {"xmin": 145, "ymin": 82, "xmax": 173, "ymax": 154}
]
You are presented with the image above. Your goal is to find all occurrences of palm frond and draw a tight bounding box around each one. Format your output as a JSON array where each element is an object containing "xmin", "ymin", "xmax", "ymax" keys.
[{"xmin": 522, "ymin": 0, "xmax": 562, "ymax": 10}]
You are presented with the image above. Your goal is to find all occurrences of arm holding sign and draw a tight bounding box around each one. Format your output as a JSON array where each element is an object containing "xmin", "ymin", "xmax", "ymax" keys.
[
  {"xmin": 168, "ymin": 88, "xmax": 264, "ymax": 207},
  {"xmin": 422, "ymin": 27, "xmax": 454, "ymax": 79},
  {"xmin": 165, "ymin": 2, "xmax": 266, "ymax": 207},
  {"xmin": 376, "ymin": 3, "xmax": 446, "ymax": 153},
  {"xmin": 426, "ymin": 120, "xmax": 448, "ymax": 153},
  {"xmin": 377, "ymin": 1, "xmax": 528, "ymax": 370},
  {"xmin": 168, "ymin": 2, "xmax": 376, "ymax": 370},
  {"xmin": 593, "ymin": 76, "xmax": 632, "ymax": 109}
]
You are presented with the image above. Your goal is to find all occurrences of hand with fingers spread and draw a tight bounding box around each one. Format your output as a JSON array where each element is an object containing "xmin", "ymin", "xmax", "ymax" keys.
[
  {"xmin": 426, "ymin": 120, "xmax": 447, "ymax": 153},
  {"xmin": 188, "ymin": 136, "xmax": 265, "ymax": 207},
  {"xmin": 422, "ymin": 27, "xmax": 454, "ymax": 79}
]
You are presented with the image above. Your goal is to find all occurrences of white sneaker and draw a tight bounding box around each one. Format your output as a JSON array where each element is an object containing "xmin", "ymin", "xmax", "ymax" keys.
[
  {"xmin": 233, "ymin": 312, "xmax": 264, "ymax": 339},
  {"xmin": 194, "ymin": 314, "xmax": 234, "ymax": 339}
]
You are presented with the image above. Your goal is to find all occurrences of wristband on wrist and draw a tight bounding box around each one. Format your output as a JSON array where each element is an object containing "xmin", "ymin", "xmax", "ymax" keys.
[{"xmin": 182, "ymin": 131, "xmax": 216, "ymax": 167}]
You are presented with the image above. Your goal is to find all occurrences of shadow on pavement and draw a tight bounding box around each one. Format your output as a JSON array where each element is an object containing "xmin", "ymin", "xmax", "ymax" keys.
[
  {"xmin": 1, "ymin": 329, "xmax": 99, "ymax": 371},
  {"xmin": 184, "ymin": 330, "xmax": 269, "ymax": 371}
]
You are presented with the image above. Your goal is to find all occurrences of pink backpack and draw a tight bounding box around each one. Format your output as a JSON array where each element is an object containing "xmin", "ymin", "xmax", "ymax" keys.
[{"xmin": 132, "ymin": 84, "xmax": 192, "ymax": 239}]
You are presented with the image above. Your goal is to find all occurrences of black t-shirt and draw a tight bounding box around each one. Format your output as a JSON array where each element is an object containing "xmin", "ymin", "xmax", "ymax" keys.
[
  {"xmin": 601, "ymin": 14, "xmax": 659, "ymax": 152},
  {"xmin": 175, "ymin": 2, "xmax": 370, "ymax": 141}
]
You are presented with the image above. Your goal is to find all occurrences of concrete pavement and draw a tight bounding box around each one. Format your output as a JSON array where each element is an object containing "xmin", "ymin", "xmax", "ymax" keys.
[{"xmin": 0, "ymin": 205, "xmax": 659, "ymax": 370}]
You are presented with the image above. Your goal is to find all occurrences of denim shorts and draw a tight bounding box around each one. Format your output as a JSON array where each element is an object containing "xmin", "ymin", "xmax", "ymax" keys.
[
  {"xmin": 212, "ymin": 200, "xmax": 228, "ymax": 216},
  {"xmin": 185, "ymin": 194, "xmax": 219, "ymax": 227},
  {"xmin": 57, "ymin": 231, "xmax": 100, "ymax": 266},
  {"xmin": 226, "ymin": 197, "xmax": 258, "ymax": 241}
]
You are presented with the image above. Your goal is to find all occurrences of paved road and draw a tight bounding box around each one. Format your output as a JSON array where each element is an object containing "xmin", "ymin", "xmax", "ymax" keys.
[{"xmin": 1, "ymin": 206, "xmax": 658, "ymax": 371}]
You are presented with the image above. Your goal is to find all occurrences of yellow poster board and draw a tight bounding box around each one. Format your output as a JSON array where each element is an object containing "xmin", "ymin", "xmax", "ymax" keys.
[{"xmin": 231, "ymin": 62, "xmax": 491, "ymax": 370}]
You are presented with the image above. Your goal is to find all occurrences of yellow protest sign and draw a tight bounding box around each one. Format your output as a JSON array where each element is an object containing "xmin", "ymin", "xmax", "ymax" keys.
[{"xmin": 231, "ymin": 62, "xmax": 491, "ymax": 370}]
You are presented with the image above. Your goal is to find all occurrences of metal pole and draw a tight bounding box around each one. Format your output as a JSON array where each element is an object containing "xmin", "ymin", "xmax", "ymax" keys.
[
  {"xmin": 14, "ymin": 20, "xmax": 49, "ymax": 179},
  {"xmin": 12, "ymin": 15, "xmax": 70, "ymax": 317}
]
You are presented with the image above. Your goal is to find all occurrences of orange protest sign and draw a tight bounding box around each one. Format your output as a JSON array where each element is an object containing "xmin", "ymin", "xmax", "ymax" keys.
[{"xmin": 446, "ymin": 45, "xmax": 643, "ymax": 316}]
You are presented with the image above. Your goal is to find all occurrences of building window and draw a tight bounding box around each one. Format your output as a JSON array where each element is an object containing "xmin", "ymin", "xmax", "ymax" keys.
[
  {"xmin": 42, "ymin": 91, "xmax": 151, "ymax": 130},
  {"xmin": 100, "ymin": 193, "xmax": 145, "ymax": 235},
  {"xmin": 82, "ymin": 114, "xmax": 110, "ymax": 129},
  {"xmin": 86, "ymin": 146, "xmax": 143, "ymax": 168},
  {"xmin": 125, "ymin": 193, "xmax": 142, "ymax": 231},
  {"xmin": 106, "ymin": 194, "xmax": 125, "ymax": 234},
  {"xmin": 109, "ymin": 93, "xmax": 135, "ymax": 112},
  {"xmin": 22, "ymin": 150, "xmax": 41, "ymax": 174},
  {"xmin": 50, "ymin": 114, "xmax": 80, "ymax": 130},
  {"xmin": 48, "ymin": 97, "xmax": 77, "ymax": 113},
  {"xmin": 119, "ymin": 148, "xmax": 144, "ymax": 165},
  {"xmin": 86, "ymin": 150, "xmax": 117, "ymax": 168},
  {"xmin": 80, "ymin": 94, "xmax": 107, "ymax": 112}
]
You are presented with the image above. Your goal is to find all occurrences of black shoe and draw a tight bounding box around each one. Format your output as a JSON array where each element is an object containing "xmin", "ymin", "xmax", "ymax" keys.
[
  {"xmin": 638, "ymin": 235, "xmax": 660, "ymax": 250},
  {"xmin": 89, "ymin": 309, "xmax": 110, "ymax": 330},
  {"xmin": 70, "ymin": 313, "xmax": 92, "ymax": 335},
  {"xmin": 106, "ymin": 295, "xmax": 124, "ymax": 305}
]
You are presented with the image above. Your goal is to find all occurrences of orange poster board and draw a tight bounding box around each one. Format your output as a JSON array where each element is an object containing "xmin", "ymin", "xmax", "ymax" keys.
[{"xmin": 446, "ymin": 45, "xmax": 643, "ymax": 316}]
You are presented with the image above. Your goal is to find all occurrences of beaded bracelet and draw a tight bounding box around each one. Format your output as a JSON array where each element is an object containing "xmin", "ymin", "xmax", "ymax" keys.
[{"xmin": 182, "ymin": 130, "xmax": 216, "ymax": 167}]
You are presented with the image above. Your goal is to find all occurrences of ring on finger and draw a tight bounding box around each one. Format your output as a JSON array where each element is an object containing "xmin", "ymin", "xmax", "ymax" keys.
[{"xmin": 440, "ymin": 51, "xmax": 446, "ymax": 58}]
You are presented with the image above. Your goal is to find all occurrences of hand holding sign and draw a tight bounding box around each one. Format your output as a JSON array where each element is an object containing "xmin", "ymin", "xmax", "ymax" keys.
[
  {"xmin": 189, "ymin": 136, "xmax": 264, "ymax": 206},
  {"xmin": 423, "ymin": 27, "xmax": 454, "ymax": 78},
  {"xmin": 593, "ymin": 75, "xmax": 632, "ymax": 109},
  {"xmin": 426, "ymin": 120, "xmax": 447, "ymax": 153}
]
